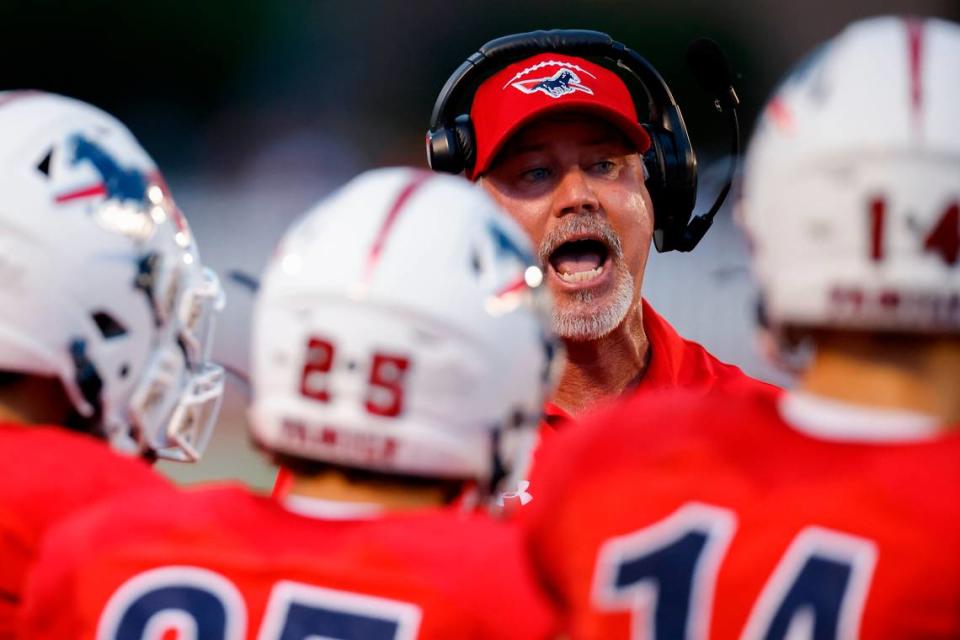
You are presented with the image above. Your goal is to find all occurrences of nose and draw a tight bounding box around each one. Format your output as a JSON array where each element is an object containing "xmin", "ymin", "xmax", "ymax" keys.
[{"xmin": 553, "ymin": 167, "xmax": 600, "ymax": 218}]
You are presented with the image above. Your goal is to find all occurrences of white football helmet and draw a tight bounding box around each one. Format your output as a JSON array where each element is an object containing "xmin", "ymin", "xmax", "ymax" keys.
[
  {"xmin": 0, "ymin": 92, "xmax": 225, "ymax": 461},
  {"xmin": 741, "ymin": 16, "xmax": 960, "ymax": 333},
  {"xmin": 250, "ymin": 167, "xmax": 558, "ymax": 492}
]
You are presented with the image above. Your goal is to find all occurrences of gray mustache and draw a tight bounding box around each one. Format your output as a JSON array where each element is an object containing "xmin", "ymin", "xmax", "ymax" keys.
[{"xmin": 538, "ymin": 217, "xmax": 624, "ymax": 266}]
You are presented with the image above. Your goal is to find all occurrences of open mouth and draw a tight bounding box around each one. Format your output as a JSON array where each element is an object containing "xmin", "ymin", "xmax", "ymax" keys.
[{"xmin": 548, "ymin": 237, "xmax": 611, "ymax": 285}]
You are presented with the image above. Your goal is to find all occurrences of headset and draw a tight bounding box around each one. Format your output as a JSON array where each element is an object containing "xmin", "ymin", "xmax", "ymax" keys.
[{"xmin": 426, "ymin": 29, "xmax": 740, "ymax": 253}]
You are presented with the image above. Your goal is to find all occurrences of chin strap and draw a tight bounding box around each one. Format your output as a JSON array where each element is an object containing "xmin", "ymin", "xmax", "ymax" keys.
[
  {"xmin": 66, "ymin": 338, "xmax": 104, "ymax": 436},
  {"xmin": 488, "ymin": 426, "xmax": 508, "ymax": 497}
]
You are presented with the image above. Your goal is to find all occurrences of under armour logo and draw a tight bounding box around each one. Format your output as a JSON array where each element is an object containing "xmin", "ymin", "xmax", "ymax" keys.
[{"xmin": 497, "ymin": 480, "xmax": 533, "ymax": 507}]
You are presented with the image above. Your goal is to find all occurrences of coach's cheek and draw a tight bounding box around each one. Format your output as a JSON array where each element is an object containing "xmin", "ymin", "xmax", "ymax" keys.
[
  {"xmin": 479, "ymin": 179, "xmax": 547, "ymax": 248},
  {"xmin": 621, "ymin": 191, "xmax": 654, "ymax": 294}
]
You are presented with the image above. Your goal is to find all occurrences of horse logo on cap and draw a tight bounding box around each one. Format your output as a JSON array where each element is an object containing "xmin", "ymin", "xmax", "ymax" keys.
[{"xmin": 511, "ymin": 67, "xmax": 594, "ymax": 99}]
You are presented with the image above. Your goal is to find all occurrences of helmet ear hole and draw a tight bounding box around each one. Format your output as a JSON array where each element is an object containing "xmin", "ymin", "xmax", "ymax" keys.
[
  {"xmin": 91, "ymin": 311, "xmax": 128, "ymax": 340},
  {"xmin": 69, "ymin": 338, "xmax": 103, "ymax": 418},
  {"xmin": 36, "ymin": 148, "xmax": 52, "ymax": 177},
  {"xmin": 470, "ymin": 250, "xmax": 482, "ymax": 274}
]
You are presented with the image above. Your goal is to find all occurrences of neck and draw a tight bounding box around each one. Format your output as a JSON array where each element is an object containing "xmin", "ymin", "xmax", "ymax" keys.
[
  {"xmin": 0, "ymin": 375, "xmax": 73, "ymax": 426},
  {"xmin": 551, "ymin": 302, "xmax": 649, "ymax": 416},
  {"xmin": 288, "ymin": 468, "xmax": 456, "ymax": 511},
  {"xmin": 799, "ymin": 331, "xmax": 960, "ymax": 429},
  {"xmin": 0, "ymin": 404, "xmax": 29, "ymax": 424}
]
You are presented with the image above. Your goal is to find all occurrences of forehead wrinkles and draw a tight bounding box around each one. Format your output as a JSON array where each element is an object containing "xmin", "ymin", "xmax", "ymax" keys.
[{"xmin": 538, "ymin": 215, "xmax": 623, "ymax": 265}]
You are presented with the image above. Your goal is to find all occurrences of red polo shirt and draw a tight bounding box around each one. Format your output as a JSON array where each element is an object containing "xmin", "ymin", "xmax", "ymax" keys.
[
  {"xmin": 538, "ymin": 298, "xmax": 777, "ymax": 434},
  {"xmin": 493, "ymin": 299, "xmax": 778, "ymax": 512}
]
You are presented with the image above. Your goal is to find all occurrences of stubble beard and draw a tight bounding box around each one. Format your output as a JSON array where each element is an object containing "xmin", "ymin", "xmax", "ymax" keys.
[{"xmin": 551, "ymin": 265, "xmax": 634, "ymax": 341}]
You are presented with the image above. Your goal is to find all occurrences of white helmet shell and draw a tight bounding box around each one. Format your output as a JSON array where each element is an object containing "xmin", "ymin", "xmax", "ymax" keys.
[
  {"xmin": 250, "ymin": 168, "xmax": 557, "ymax": 488},
  {"xmin": 741, "ymin": 16, "xmax": 960, "ymax": 333},
  {"xmin": 0, "ymin": 92, "xmax": 225, "ymax": 461}
]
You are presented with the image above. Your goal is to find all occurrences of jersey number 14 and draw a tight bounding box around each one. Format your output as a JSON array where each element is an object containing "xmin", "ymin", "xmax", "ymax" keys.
[{"xmin": 593, "ymin": 503, "xmax": 876, "ymax": 639}]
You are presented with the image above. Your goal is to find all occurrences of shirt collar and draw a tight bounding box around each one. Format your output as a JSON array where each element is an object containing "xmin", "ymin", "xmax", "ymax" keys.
[
  {"xmin": 542, "ymin": 402, "xmax": 571, "ymax": 426},
  {"xmin": 778, "ymin": 390, "xmax": 941, "ymax": 443},
  {"xmin": 282, "ymin": 494, "xmax": 384, "ymax": 520},
  {"xmin": 639, "ymin": 298, "xmax": 689, "ymax": 390}
]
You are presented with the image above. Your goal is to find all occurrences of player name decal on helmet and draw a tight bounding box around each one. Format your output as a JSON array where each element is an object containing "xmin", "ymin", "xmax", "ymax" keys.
[
  {"xmin": 507, "ymin": 61, "xmax": 596, "ymax": 99},
  {"xmin": 281, "ymin": 418, "xmax": 399, "ymax": 465}
]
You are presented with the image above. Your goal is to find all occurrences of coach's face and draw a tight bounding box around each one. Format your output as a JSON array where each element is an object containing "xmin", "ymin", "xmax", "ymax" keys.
[{"xmin": 481, "ymin": 114, "xmax": 653, "ymax": 341}]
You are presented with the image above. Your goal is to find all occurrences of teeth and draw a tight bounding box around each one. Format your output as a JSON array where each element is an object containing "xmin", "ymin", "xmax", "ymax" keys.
[{"xmin": 557, "ymin": 265, "xmax": 603, "ymax": 283}]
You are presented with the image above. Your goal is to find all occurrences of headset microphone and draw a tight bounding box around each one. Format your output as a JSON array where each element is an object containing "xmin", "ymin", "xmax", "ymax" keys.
[
  {"xmin": 675, "ymin": 38, "xmax": 742, "ymax": 252},
  {"xmin": 686, "ymin": 38, "xmax": 740, "ymax": 111}
]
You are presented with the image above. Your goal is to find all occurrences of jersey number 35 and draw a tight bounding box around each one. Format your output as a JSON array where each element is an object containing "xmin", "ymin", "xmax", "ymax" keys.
[{"xmin": 97, "ymin": 568, "xmax": 422, "ymax": 640}]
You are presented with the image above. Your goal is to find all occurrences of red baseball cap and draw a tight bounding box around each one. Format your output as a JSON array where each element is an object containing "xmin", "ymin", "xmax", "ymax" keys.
[{"xmin": 468, "ymin": 53, "xmax": 652, "ymax": 179}]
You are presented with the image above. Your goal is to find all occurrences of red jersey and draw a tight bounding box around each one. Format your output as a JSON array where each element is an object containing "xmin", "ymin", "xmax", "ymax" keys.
[
  {"xmin": 0, "ymin": 422, "xmax": 169, "ymax": 637},
  {"xmin": 521, "ymin": 388, "xmax": 960, "ymax": 639},
  {"xmin": 20, "ymin": 484, "xmax": 557, "ymax": 639}
]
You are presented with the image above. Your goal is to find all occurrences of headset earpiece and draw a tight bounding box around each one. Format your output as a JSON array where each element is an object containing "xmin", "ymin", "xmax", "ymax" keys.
[
  {"xmin": 426, "ymin": 126, "xmax": 462, "ymax": 174},
  {"xmin": 452, "ymin": 115, "xmax": 475, "ymax": 171},
  {"xmin": 427, "ymin": 114, "xmax": 475, "ymax": 174},
  {"xmin": 643, "ymin": 105, "xmax": 698, "ymax": 252}
]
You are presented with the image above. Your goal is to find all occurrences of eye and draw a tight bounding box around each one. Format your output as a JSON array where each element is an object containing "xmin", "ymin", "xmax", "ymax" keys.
[
  {"xmin": 590, "ymin": 159, "xmax": 618, "ymax": 175},
  {"xmin": 520, "ymin": 166, "xmax": 552, "ymax": 183}
]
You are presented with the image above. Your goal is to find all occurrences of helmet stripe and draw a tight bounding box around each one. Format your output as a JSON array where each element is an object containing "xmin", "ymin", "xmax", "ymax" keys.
[
  {"xmin": 361, "ymin": 171, "xmax": 432, "ymax": 285},
  {"xmin": 55, "ymin": 182, "xmax": 108, "ymax": 203},
  {"xmin": 495, "ymin": 276, "xmax": 527, "ymax": 298},
  {"xmin": 0, "ymin": 90, "xmax": 41, "ymax": 110},
  {"xmin": 905, "ymin": 18, "xmax": 925, "ymax": 133}
]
